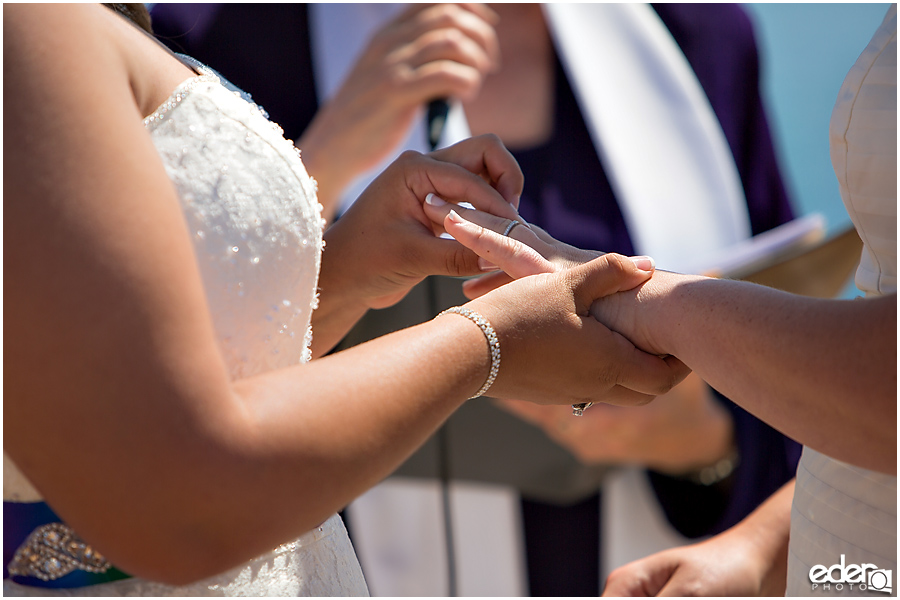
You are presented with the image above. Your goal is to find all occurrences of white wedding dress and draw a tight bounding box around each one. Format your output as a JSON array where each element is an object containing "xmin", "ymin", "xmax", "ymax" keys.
[
  {"xmin": 3, "ymin": 67, "xmax": 369, "ymax": 596},
  {"xmin": 785, "ymin": 5, "xmax": 896, "ymax": 596}
]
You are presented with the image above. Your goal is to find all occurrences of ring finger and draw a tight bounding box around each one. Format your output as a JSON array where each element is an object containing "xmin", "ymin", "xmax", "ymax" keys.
[
  {"xmin": 430, "ymin": 203, "xmax": 558, "ymax": 279},
  {"xmin": 423, "ymin": 193, "xmax": 531, "ymax": 241}
]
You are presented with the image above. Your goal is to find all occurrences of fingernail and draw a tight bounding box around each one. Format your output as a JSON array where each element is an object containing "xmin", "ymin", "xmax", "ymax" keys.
[
  {"xmin": 425, "ymin": 193, "xmax": 446, "ymax": 207},
  {"xmin": 447, "ymin": 209, "xmax": 465, "ymax": 224},
  {"xmin": 479, "ymin": 258, "xmax": 499, "ymax": 271},
  {"xmin": 630, "ymin": 256, "xmax": 656, "ymax": 272}
]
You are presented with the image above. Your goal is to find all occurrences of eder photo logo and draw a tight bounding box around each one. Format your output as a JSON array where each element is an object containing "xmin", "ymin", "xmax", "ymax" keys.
[{"xmin": 809, "ymin": 555, "xmax": 893, "ymax": 594}]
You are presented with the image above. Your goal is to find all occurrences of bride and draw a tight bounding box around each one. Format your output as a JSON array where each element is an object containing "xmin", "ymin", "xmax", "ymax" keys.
[{"xmin": 3, "ymin": 4, "xmax": 687, "ymax": 595}]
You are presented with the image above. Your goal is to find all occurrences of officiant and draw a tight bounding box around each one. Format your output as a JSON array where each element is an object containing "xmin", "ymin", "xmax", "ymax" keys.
[{"xmin": 151, "ymin": 4, "xmax": 801, "ymax": 595}]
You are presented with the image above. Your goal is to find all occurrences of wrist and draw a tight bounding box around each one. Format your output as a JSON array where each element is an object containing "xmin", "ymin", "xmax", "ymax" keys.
[
  {"xmin": 436, "ymin": 307, "xmax": 500, "ymax": 399},
  {"xmin": 730, "ymin": 481, "xmax": 793, "ymax": 595},
  {"xmin": 640, "ymin": 270, "xmax": 708, "ymax": 357},
  {"xmin": 663, "ymin": 443, "xmax": 740, "ymax": 487},
  {"xmin": 431, "ymin": 307, "xmax": 498, "ymax": 400}
]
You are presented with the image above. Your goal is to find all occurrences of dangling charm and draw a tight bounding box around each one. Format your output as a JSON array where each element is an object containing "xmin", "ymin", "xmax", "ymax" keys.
[{"xmin": 572, "ymin": 402, "xmax": 593, "ymax": 417}]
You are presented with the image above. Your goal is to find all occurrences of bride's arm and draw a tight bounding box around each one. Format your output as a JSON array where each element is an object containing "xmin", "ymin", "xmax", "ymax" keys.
[{"xmin": 5, "ymin": 4, "xmax": 687, "ymax": 586}]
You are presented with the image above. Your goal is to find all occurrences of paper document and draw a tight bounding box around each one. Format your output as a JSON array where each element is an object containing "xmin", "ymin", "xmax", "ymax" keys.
[
  {"xmin": 697, "ymin": 213, "xmax": 862, "ymax": 298},
  {"xmin": 698, "ymin": 213, "xmax": 826, "ymax": 279}
]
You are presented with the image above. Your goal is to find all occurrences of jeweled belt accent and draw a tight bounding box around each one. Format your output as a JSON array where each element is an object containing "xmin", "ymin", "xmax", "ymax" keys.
[
  {"xmin": 4, "ymin": 500, "xmax": 131, "ymax": 588},
  {"xmin": 7, "ymin": 522, "xmax": 112, "ymax": 581}
]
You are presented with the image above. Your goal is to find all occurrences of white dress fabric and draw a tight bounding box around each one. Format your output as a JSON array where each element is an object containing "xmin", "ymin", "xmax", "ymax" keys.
[
  {"xmin": 4, "ymin": 70, "xmax": 369, "ymax": 596},
  {"xmin": 786, "ymin": 5, "xmax": 897, "ymax": 596}
]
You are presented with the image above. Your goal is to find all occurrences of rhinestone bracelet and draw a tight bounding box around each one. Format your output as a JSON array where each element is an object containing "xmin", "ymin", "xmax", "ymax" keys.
[{"xmin": 438, "ymin": 307, "xmax": 500, "ymax": 399}]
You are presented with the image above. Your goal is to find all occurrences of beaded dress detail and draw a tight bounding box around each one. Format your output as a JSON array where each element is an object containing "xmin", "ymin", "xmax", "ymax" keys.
[
  {"xmin": 4, "ymin": 69, "xmax": 368, "ymax": 596},
  {"xmin": 146, "ymin": 69, "xmax": 326, "ymax": 377}
]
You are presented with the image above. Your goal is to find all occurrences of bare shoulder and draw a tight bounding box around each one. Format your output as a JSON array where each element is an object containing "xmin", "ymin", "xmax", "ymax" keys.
[
  {"xmin": 6, "ymin": 4, "xmax": 193, "ymax": 123},
  {"xmin": 5, "ymin": 4, "xmax": 130, "ymax": 87},
  {"xmin": 5, "ymin": 6, "xmax": 135, "ymax": 163}
]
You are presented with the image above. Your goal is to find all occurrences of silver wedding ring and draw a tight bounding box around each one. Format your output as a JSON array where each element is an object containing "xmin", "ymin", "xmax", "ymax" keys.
[
  {"xmin": 502, "ymin": 220, "xmax": 522, "ymax": 237},
  {"xmin": 572, "ymin": 402, "xmax": 593, "ymax": 417}
]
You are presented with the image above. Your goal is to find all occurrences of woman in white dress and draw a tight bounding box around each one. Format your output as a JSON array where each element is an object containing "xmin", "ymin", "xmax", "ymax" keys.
[
  {"xmin": 434, "ymin": 5, "xmax": 896, "ymax": 596},
  {"xmin": 3, "ymin": 4, "xmax": 688, "ymax": 596}
]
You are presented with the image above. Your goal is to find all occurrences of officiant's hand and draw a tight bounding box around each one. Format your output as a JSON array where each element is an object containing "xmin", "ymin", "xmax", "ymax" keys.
[
  {"xmin": 299, "ymin": 3, "xmax": 500, "ymax": 222},
  {"xmin": 601, "ymin": 530, "xmax": 779, "ymax": 597},
  {"xmin": 602, "ymin": 481, "xmax": 794, "ymax": 597},
  {"xmin": 493, "ymin": 372, "xmax": 734, "ymax": 474}
]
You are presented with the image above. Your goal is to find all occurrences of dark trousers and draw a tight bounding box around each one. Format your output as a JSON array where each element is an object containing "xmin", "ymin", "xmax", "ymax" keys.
[{"xmin": 521, "ymin": 493, "xmax": 602, "ymax": 596}]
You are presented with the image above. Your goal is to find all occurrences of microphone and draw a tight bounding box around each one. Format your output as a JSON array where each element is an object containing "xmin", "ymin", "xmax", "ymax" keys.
[
  {"xmin": 426, "ymin": 96, "xmax": 457, "ymax": 595},
  {"xmin": 426, "ymin": 98, "xmax": 451, "ymax": 151}
]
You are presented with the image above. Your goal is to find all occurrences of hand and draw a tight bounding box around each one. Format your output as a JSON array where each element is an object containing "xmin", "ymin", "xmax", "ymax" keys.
[
  {"xmin": 421, "ymin": 200, "xmax": 605, "ymax": 297},
  {"xmin": 430, "ymin": 206, "xmax": 684, "ymax": 357},
  {"xmin": 590, "ymin": 269, "xmax": 702, "ymax": 358},
  {"xmin": 321, "ymin": 134, "xmax": 522, "ymax": 311},
  {"xmin": 602, "ymin": 538, "xmax": 768, "ymax": 596},
  {"xmin": 299, "ymin": 4, "xmax": 501, "ymax": 219},
  {"xmin": 601, "ymin": 492, "xmax": 790, "ymax": 598},
  {"xmin": 602, "ymin": 479, "xmax": 793, "ymax": 596},
  {"xmin": 463, "ymin": 254, "xmax": 689, "ymax": 406},
  {"xmin": 494, "ymin": 372, "xmax": 734, "ymax": 473},
  {"xmin": 415, "ymin": 204, "xmax": 687, "ymax": 405}
]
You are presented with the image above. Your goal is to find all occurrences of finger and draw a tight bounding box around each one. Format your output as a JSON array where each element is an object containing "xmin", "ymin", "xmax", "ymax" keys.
[
  {"xmin": 656, "ymin": 565, "xmax": 695, "ymax": 597},
  {"xmin": 403, "ymin": 27, "xmax": 495, "ymax": 75},
  {"xmin": 398, "ymin": 153, "xmax": 530, "ymax": 279},
  {"xmin": 615, "ymin": 356, "xmax": 691, "ymax": 401},
  {"xmin": 597, "ymin": 385, "xmax": 665, "ymax": 408},
  {"xmin": 404, "ymin": 151, "xmax": 519, "ymax": 221},
  {"xmin": 392, "ymin": 2, "xmax": 439, "ymax": 23},
  {"xmin": 402, "ymin": 4, "xmax": 501, "ymax": 68},
  {"xmin": 423, "ymin": 192, "xmax": 533, "ymax": 241},
  {"xmin": 588, "ymin": 327, "xmax": 690, "ymax": 399},
  {"xmin": 604, "ymin": 554, "xmax": 682, "ymax": 597},
  {"xmin": 429, "ymin": 135, "xmax": 523, "ymax": 207},
  {"xmin": 443, "ymin": 210, "xmax": 554, "ymax": 279},
  {"xmin": 457, "ymin": 3, "xmax": 500, "ymax": 25},
  {"xmin": 603, "ymin": 567, "xmax": 655, "ymax": 597},
  {"xmin": 493, "ymin": 398, "xmax": 559, "ymax": 426},
  {"xmin": 397, "ymin": 59, "xmax": 486, "ymax": 104},
  {"xmin": 565, "ymin": 254, "xmax": 655, "ymax": 315},
  {"xmin": 461, "ymin": 270, "xmax": 514, "ymax": 299}
]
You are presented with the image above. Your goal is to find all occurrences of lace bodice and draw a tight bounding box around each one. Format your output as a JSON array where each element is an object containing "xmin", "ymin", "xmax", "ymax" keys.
[
  {"xmin": 146, "ymin": 72, "xmax": 325, "ymax": 378},
  {"xmin": 4, "ymin": 71, "xmax": 368, "ymax": 596},
  {"xmin": 4, "ymin": 73, "xmax": 325, "ymax": 504}
]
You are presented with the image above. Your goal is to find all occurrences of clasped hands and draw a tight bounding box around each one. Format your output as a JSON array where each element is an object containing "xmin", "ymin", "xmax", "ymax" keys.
[
  {"xmin": 320, "ymin": 134, "xmax": 688, "ymax": 407},
  {"xmin": 419, "ymin": 182, "xmax": 739, "ymax": 473}
]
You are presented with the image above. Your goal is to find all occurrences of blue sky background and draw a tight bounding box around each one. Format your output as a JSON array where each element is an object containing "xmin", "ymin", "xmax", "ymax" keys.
[{"xmin": 743, "ymin": 3, "xmax": 892, "ymax": 233}]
